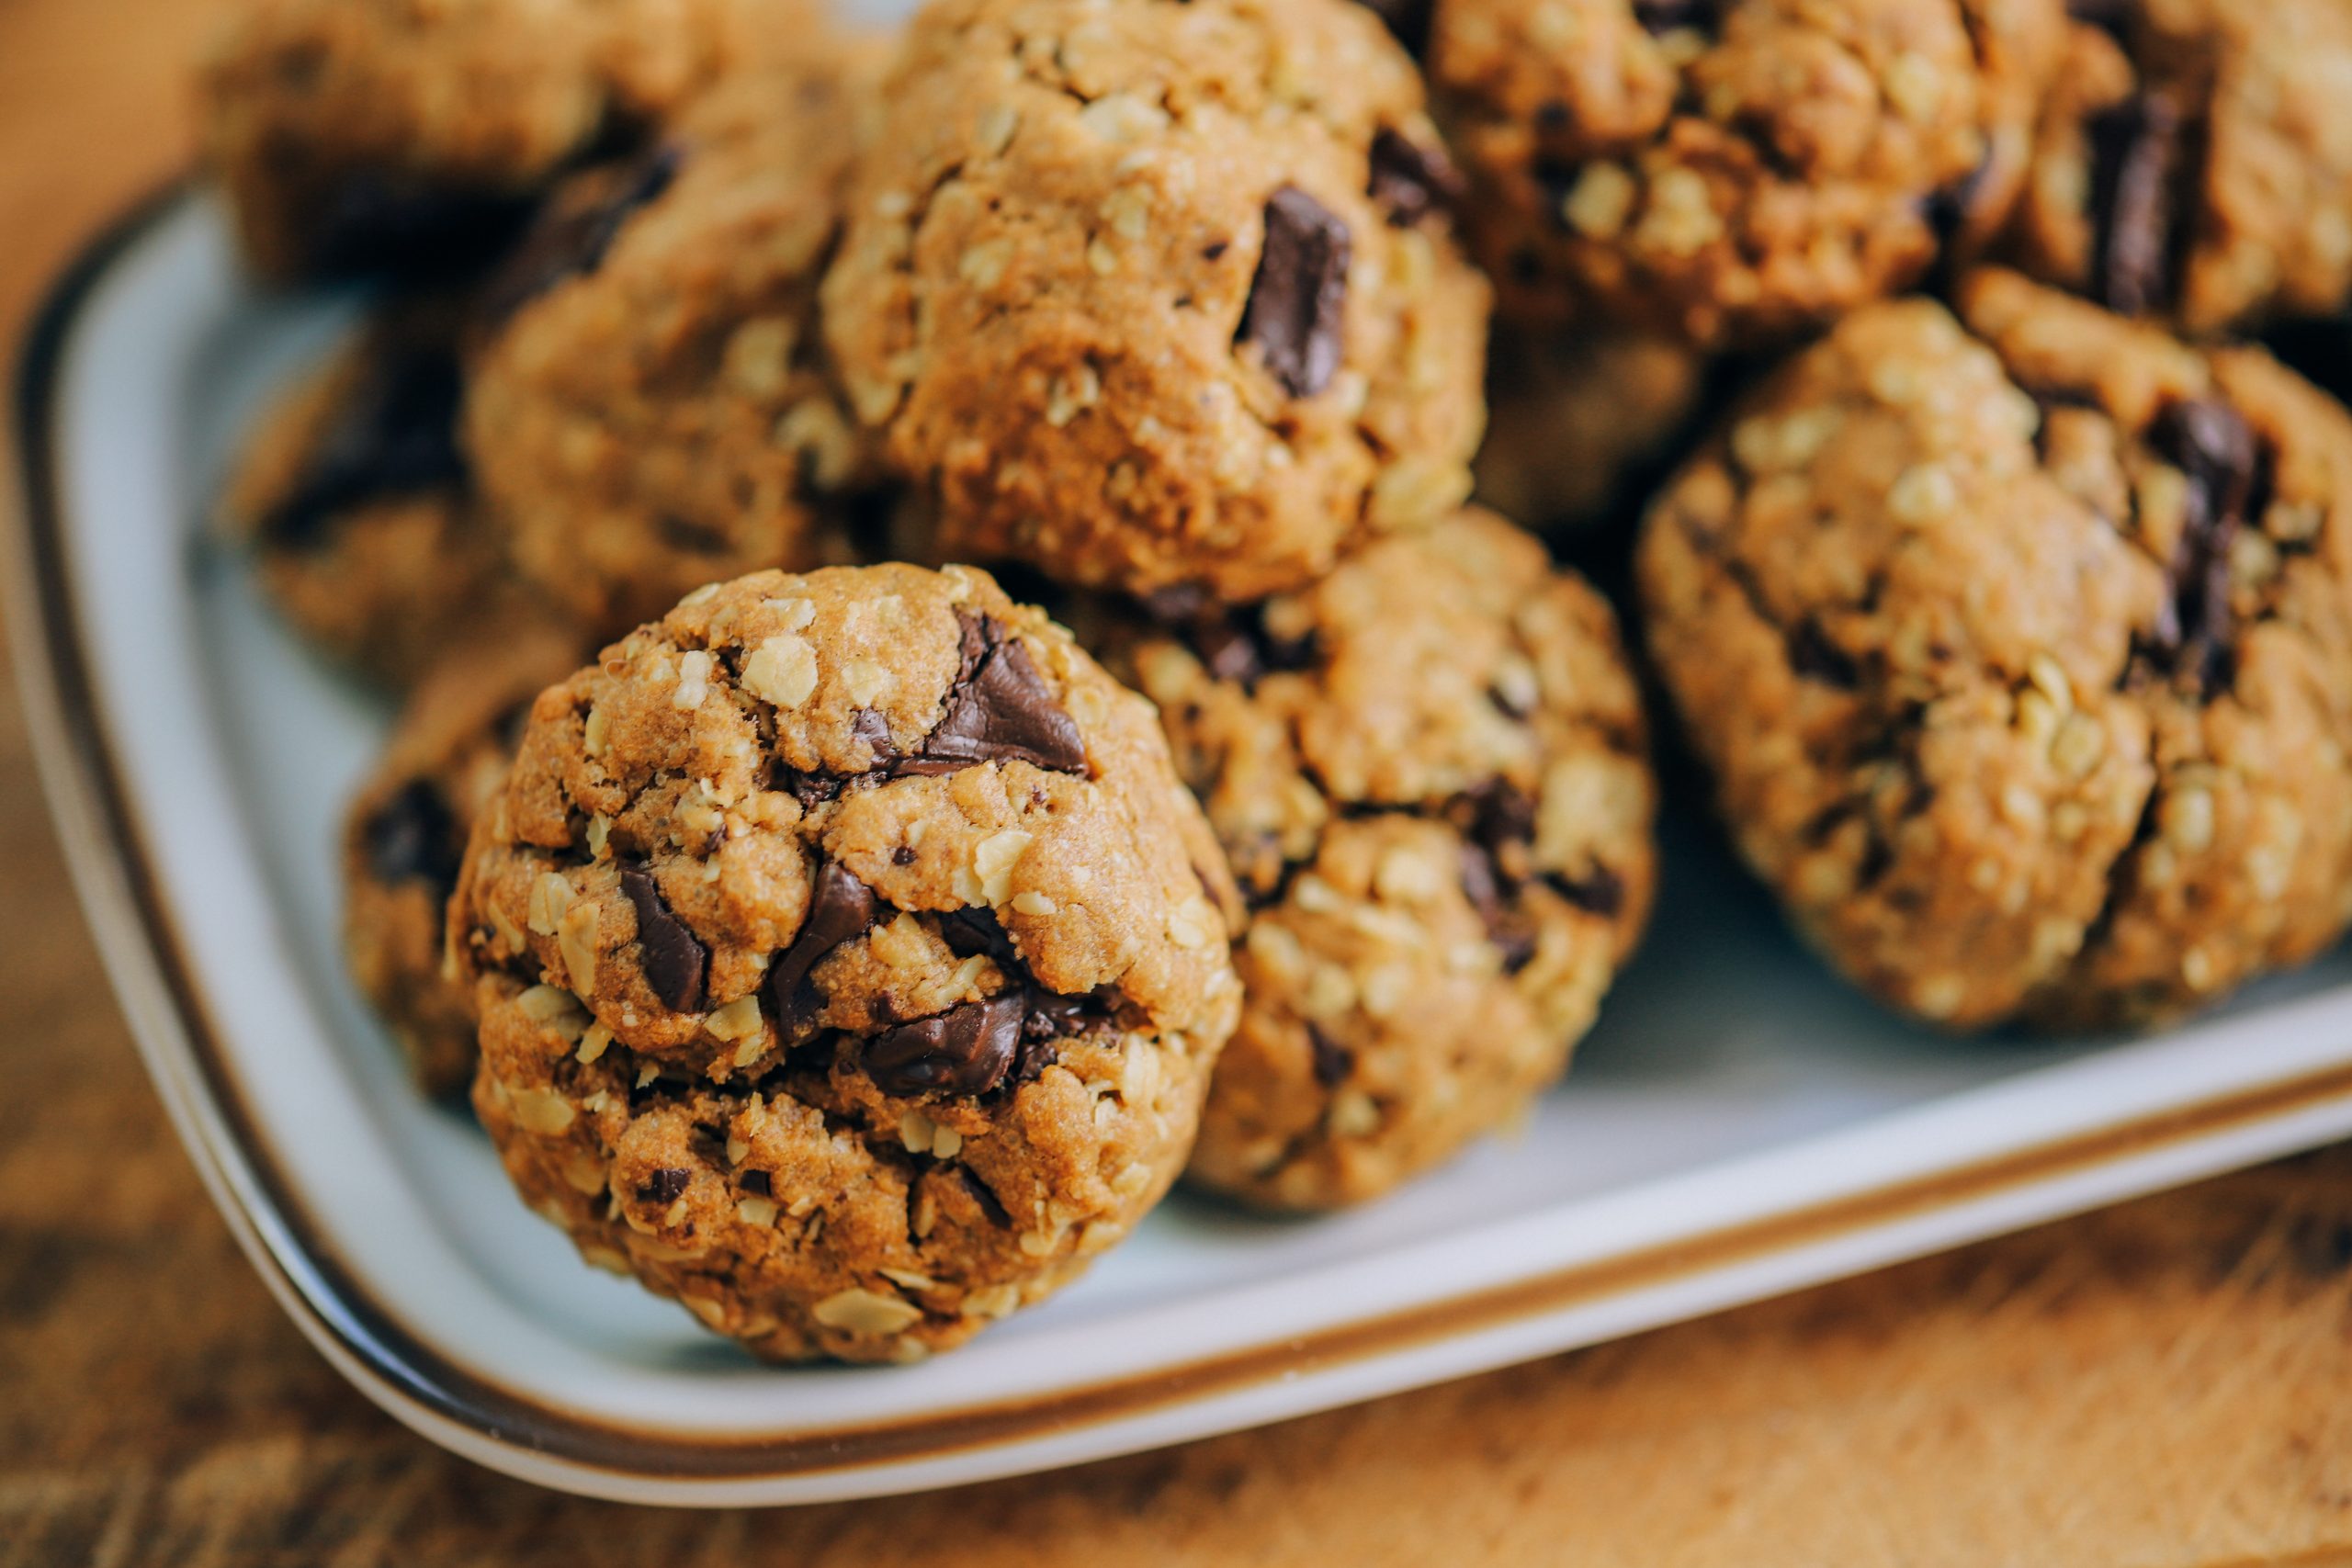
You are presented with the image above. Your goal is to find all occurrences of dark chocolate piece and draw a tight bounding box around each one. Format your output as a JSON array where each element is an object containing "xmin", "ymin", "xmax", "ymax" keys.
[
  {"xmin": 262, "ymin": 346, "xmax": 465, "ymax": 548},
  {"xmin": 361, "ymin": 779, "xmax": 463, "ymax": 891},
  {"xmin": 621, "ymin": 866, "xmax": 709, "ymax": 1013},
  {"xmin": 764, "ymin": 861, "xmax": 882, "ymax": 1032},
  {"xmin": 1238, "ymin": 186, "xmax": 1351, "ymax": 399},
  {"xmin": 864, "ymin": 992, "xmax": 1028, "ymax": 1097},
  {"xmin": 475, "ymin": 143, "xmax": 681, "ymax": 331},
  {"xmin": 2086, "ymin": 89, "xmax": 2188, "ymax": 318},
  {"xmin": 1367, "ymin": 129, "xmax": 1464, "ymax": 228}
]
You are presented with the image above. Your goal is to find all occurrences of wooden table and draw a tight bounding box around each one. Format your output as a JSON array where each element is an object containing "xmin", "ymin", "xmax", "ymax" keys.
[{"xmin": 7, "ymin": 4, "xmax": 2352, "ymax": 1562}]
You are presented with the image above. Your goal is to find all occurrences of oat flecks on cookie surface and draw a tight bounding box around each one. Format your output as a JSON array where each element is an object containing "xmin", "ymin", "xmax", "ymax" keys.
[
  {"xmin": 1095, "ymin": 510, "xmax": 1655, "ymax": 1209},
  {"xmin": 2000, "ymin": 0, "xmax": 2352, "ymax": 333},
  {"xmin": 452, "ymin": 563, "xmax": 1240, "ymax": 1361},
  {"xmin": 466, "ymin": 49, "xmax": 889, "ymax": 637},
  {"xmin": 197, "ymin": 0, "xmax": 818, "ymax": 282},
  {"xmin": 820, "ymin": 0, "xmax": 1492, "ymax": 600},
  {"xmin": 1638, "ymin": 268, "xmax": 2352, "ymax": 1032},
  {"xmin": 343, "ymin": 618, "xmax": 588, "ymax": 1098},
  {"xmin": 1429, "ymin": 0, "xmax": 2064, "ymax": 345}
]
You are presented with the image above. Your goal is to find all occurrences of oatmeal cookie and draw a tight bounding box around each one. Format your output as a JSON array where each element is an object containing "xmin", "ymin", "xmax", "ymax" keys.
[
  {"xmin": 344, "ymin": 618, "xmax": 587, "ymax": 1097},
  {"xmin": 821, "ymin": 0, "xmax": 1491, "ymax": 600},
  {"xmin": 198, "ymin": 0, "xmax": 816, "ymax": 282},
  {"xmin": 1429, "ymin": 0, "xmax": 2064, "ymax": 344},
  {"xmin": 1474, "ymin": 326, "xmax": 1709, "ymax": 535},
  {"xmin": 1637, "ymin": 268, "xmax": 2352, "ymax": 1031},
  {"xmin": 1095, "ymin": 510, "xmax": 1654, "ymax": 1209},
  {"xmin": 466, "ymin": 54, "xmax": 885, "ymax": 635},
  {"xmin": 218, "ymin": 296, "xmax": 528, "ymax": 688},
  {"xmin": 2002, "ymin": 0, "xmax": 2352, "ymax": 333},
  {"xmin": 452, "ymin": 563, "xmax": 1240, "ymax": 1360}
]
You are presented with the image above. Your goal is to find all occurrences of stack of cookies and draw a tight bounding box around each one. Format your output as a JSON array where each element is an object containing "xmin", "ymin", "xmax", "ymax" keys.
[{"xmin": 200, "ymin": 0, "xmax": 2352, "ymax": 1362}]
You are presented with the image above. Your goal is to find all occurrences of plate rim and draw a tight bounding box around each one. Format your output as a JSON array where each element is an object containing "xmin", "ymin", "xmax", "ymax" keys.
[{"xmin": 17, "ymin": 186, "xmax": 2352, "ymax": 1504}]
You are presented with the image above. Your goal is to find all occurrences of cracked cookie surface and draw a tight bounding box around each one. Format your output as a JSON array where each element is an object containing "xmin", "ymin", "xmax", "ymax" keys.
[
  {"xmin": 2000, "ymin": 0, "xmax": 2352, "ymax": 333},
  {"xmin": 1095, "ymin": 510, "xmax": 1655, "ymax": 1208},
  {"xmin": 344, "ymin": 618, "xmax": 588, "ymax": 1097},
  {"xmin": 820, "ymin": 0, "xmax": 1491, "ymax": 600},
  {"xmin": 467, "ymin": 52, "xmax": 886, "ymax": 635},
  {"xmin": 452, "ymin": 563, "xmax": 1240, "ymax": 1359},
  {"xmin": 1637, "ymin": 269, "xmax": 2352, "ymax": 1031},
  {"xmin": 1429, "ymin": 0, "xmax": 2063, "ymax": 344},
  {"xmin": 219, "ymin": 295, "xmax": 542, "ymax": 689},
  {"xmin": 198, "ymin": 0, "xmax": 817, "ymax": 282}
]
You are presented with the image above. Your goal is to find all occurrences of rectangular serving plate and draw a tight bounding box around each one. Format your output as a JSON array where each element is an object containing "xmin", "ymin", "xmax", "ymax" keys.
[{"xmin": 17, "ymin": 187, "xmax": 2352, "ymax": 1508}]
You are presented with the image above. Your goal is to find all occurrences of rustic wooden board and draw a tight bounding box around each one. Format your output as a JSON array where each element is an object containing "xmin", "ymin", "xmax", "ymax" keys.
[{"xmin": 5, "ymin": 3, "xmax": 2352, "ymax": 1562}]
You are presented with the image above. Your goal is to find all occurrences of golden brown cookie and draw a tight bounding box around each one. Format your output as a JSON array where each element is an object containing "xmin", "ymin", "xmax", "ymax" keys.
[
  {"xmin": 1430, "ymin": 0, "xmax": 2064, "ymax": 344},
  {"xmin": 2001, "ymin": 0, "xmax": 2352, "ymax": 333},
  {"xmin": 1095, "ymin": 510, "xmax": 1655, "ymax": 1208},
  {"xmin": 466, "ymin": 51, "xmax": 887, "ymax": 635},
  {"xmin": 1638, "ymin": 268, "xmax": 2352, "ymax": 1031},
  {"xmin": 197, "ymin": 0, "xmax": 819, "ymax": 282},
  {"xmin": 217, "ymin": 295, "xmax": 535, "ymax": 689},
  {"xmin": 343, "ymin": 618, "xmax": 588, "ymax": 1096},
  {"xmin": 453, "ymin": 563, "xmax": 1240, "ymax": 1360},
  {"xmin": 822, "ymin": 0, "xmax": 1491, "ymax": 600}
]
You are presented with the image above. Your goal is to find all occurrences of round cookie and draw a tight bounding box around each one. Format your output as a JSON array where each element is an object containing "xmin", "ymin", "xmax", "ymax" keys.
[
  {"xmin": 1100, "ymin": 510, "xmax": 1655, "ymax": 1209},
  {"xmin": 197, "ymin": 0, "xmax": 815, "ymax": 283},
  {"xmin": 1428, "ymin": 0, "xmax": 2064, "ymax": 344},
  {"xmin": 218, "ymin": 296, "xmax": 526, "ymax": 688},
  {"xmin": 1637, "ymin": 268, "xmax": 2352, "ymax": 1032},
  {"xmin": 467, "ymin": 54, "xmax": 884, "ymax": 635},
  {"xmin": 1474, "ymin": 326, "xmax": 1709, "ymax": 535},
  {"xmin": 821, "ymin": 0, "xmax": 1491, "ymax": 601},
  {"xmin": 451, "ymin": 563, "xmax": 1240, "ymax": 1360},
  {"xmin": 2001, "ymin": 0, "xmax": 2352, "ymax": 333},
  {"xmin": 343, "ymin": 618, "xmax": 587, "ymax": 1097}
]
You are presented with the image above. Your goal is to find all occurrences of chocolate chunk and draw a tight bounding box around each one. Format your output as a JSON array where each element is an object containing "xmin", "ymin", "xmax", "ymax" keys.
[
  {"xmin": 765, "ymin": 860, "xmax": 883, "ymax": 1033},
  {"xmin": 1632, "ymin": 0, "xmax": 1720, "ymax": 34},
  {"xmin": 864, "ymin": 992, "xmax": 1028, "ymax": 1097},
  {"xmin": 637, "ymin": 1167, "xmax": 691, "ymax": 1204},
  {"xmin": 475, "ymin": 144, "xmax": 681, "ymax": 331},
  {"xmin": 1459, "ymin": 838, "xmax": 1540, "ymax": 973},
  {"xmin": 738, "ymin": 1168, "xmax": 772, "ymax": 1197},
  {"xmin": 2086, "ymin": 89, "xmax": 2188, "ymax": 318},
  {"xmin": 621, "ymin": 866, "xmax": 708, "ymax": 1013},
  {"xmin": 1548, "ymin": 863, "xmax": 1626, "ymax": 918},
  {"xmin": 307, "ymin": 175, "xmax": 537, "ymax": 284},
  {"xmin": 2065, "ymin": 0, "xmax": 2134, "ymax": 39},
  {"xmin": 2144, "ymin": 397, "xmax": 2259, "ymax": 694},
  {"xmin": 263, "ymin": 346, "xmax": 466, "ymax": 548},
  {"xmin": 851, "ymin": 707, "xmax": 898, "ymax": 763},
  {"xmin": 1306, "ymin": 1024, "xmax": 1355, "ymax": 1088},
  {"xmin": 957, "ymin": 1165, "xmax": 1013, "ymax": 1227},
  {"xmin": 1138, "ymin": 585, "xmax": 1318, "ymax": 689},
  {"xmin": 940, "ymin": 906, "xmax": 1022, "ymax": 967},
  {"xmin": 361, "ymin": 779, "xmax": 462, "ymax": 890},
  {"xmin": 1367, "ymin": 129, "xmax": 1464, "ymax": 228},
  {"xmin": 1238, "ymin": 186, "xmax": 1351, "ymax": 400},
  {"xmin": 1788, "ymin": 619, "xmax": 1861, "ymax": 689},
  {"xmin": 1351, "ymin": 0, "xmax": 1432, "ymax": 55},
  {"xmin": 895, "ymin": 612, "xmax": 1088, "ymax": 775}
]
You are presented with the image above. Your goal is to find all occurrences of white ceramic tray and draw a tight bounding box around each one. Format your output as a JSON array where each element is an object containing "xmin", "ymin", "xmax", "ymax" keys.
[{"xmin": 17, "ymin": 188, "xmax": 2352, "ymax": 1507}]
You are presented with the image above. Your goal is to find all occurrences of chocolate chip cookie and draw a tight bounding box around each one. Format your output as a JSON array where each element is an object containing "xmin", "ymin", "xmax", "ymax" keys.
[
  {"xmin": 2001, "ymin": 0, "xmax": 2352, "ymax": 333},
  {"xmin": 466, "ymin": 53, "xmax": 884, "ymax": 635},
  {"xmin": 1474, "ymin": 326, "xmax": 1709, "ymax": 535},
  {"xmin": 218, "ymin": 295, "xmax": 529, "ymax": 688},
  {"xmin": 1096, "ymin": 510, "xmax": 1654, "ymax": 1209},
  {"xmin": 821, "ymin": 0, "xmax": 1491, "ymax": 600},
  {"xmin": 344, "ymin": 617, "xmax": 587, "ymax": 1097},
  {"xmin": 1638, "ymin": 268, "xmax": 2352, "ymax": 1031},
  {"xmin": 1429, "ymin": 0, "xmax": 2064, "ymax": 344},
  {"xmin": 198, "ymin": 0, "xmax": 813, "ymax": 282},
  {"xmin": 453, "ymin": 563, "xmax": 1240, "ymax": 1359}
]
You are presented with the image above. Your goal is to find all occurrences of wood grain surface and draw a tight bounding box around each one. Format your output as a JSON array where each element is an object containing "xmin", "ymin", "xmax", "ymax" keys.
[{"xmin": 7, "ymin": 3, "xmax": 2352, "ymax": 1563}]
